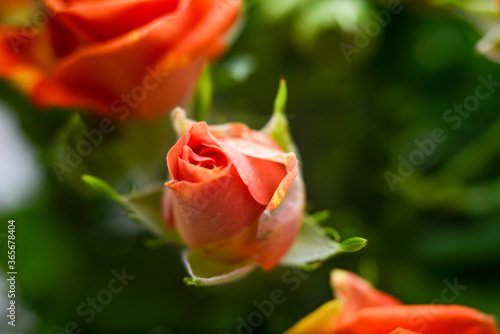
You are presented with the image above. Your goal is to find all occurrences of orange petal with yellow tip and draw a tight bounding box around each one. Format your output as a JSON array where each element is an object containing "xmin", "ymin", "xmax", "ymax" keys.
[
  {"xmin": 333, "ymin": 305, "xmax": 499, "ymax": 334},
  {"xmin": 284, "ymin": 300, "xmax": 343, "ymax": 334}
]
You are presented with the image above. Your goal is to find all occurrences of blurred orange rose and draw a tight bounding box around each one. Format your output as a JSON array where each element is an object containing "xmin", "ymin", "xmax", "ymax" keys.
[
  {"xmin": 0, "ymin": 0, "xmax": 241, "ymax": 119},
  {"xmin": 163, "ymin": 113, "xmax": 305, "ymax": 270},
  {"xmin": 285, "ymin": 270, "xmax": 499, "ymax": 334}
]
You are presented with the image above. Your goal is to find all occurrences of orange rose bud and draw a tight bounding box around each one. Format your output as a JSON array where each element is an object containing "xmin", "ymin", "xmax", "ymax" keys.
[
  {"xmin": 285, "ymin": 270, "xmax": 499, "ymax": 334},
  {"xmin": 163, "ymin": 117, "xmax": 305, "ymax": 271},
  {"xmin": 0, "ymin": 0, "xmax": 241, "ymax": 119}
]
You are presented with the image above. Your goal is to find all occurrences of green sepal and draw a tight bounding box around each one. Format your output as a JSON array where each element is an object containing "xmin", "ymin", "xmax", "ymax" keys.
[
  {"xmin": 182, "ymin": 250, "xmax": 256, "ymax": 286},
  {"xmin": 262, "ymin": 78, "xmax": 298, "ymax": 154},
  {"xmin": 81, "ymin": 174, "xmax": 123, "ymax": 203},
  {"xmin": 299, "ymin": 262, "xmax": 324, "ymax": 271},
  {"xmin": 183, "ymin": 277, "xmax": 200, "ymax": 286},
  {"xmin": 171, "ymin": 108, "xmax": 195, "ymax": 138},
  {"xmin": 311, "ymin": 210, "xmax": 331, "ymax": 223},
  {"xmin": 273, "ymin": 76, "xmax": 288, "ymax": 114},
  {"xmin": 82, "ymin": 174, "xmax": 180, "ymax": 244},
  {"xmin": 339, "ymin": 237, "xmax": 368, "ymax": 253},
  {"xmin": 280, "ymin": 215, "xmax": 340, "ymax": 266},
  {"xmin": 280, "ymin": 213, "xmax": 366, "ymax": 267},
  {"xmin": 323, "ymin": 227, "xmax": 341, "ymax": 243}
]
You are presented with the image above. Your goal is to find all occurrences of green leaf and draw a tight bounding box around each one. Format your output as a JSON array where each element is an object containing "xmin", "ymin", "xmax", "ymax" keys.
[
  {"xmin": 182, "ymin": 250, "xmax": 256, "ymax": 286},
  {"xmin": 82, "ymin": 175, "xmax": 180, "ymax": 244},
  {"xmin": 193, "ymin": 65, "xmax": 213, "ymax": 122},
  {"xmin": 262, "ymin": 78, "xmax": 298, "ymax": 154},
  {"xmin": 280, "ymin": 215, "xmax": 366, "ymax": 267}
]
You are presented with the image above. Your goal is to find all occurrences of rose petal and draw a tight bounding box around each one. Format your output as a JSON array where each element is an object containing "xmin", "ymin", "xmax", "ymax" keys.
[
  {"xmin": 167, "ymin": 122, "xmax": 226, "ymax": 181},
  {"xmin": 161, "ymin": 186, "xmax": 175, "ymax": 229},
  {"xmin": 177, "ymin": 158, "xmax": 226, "ymax": 183},
  {"xmin": 256, "ymin": 176, "xmax": 304, "ymax": 270},
  {"xmin": 210, "ymin": 122, "xmax": 284, "ymax": 151},
  {"xmin": 210, "ymin": 122, "xmax": 299, "ymax": 209},
  {"xmin": 44, "ymin": 0, "xmax": 181, "ymax": 43},
  {"xmin": 32, "ymin": 50, "xmax": 204, "ymax": 119},
  {"xmin": 333, "ymin": 305, "xmax": 499, "ymax": 334},
  {"xmin": 218, "ymin": 136, "xmax": 298, "ymax": 209},
  {"xmin": 182, "ymin": 144, "xmax": 227, "ymax": 168},
  {"xmin": 0, "ymin": 27, "xmax": 53, "ymax": 92},
  {"xmin": 331, "ymin": 269, "xmax": 402, "ymax": 323},
  {"xmin": 165, "ymin": 0, "xmax": 242, "ymax": 65},
  {"xmin": 191, "ymin": 216, "xmax": 260, "ymax": 261},
  {"xmin": 165, "ymin": 168, "xmax": 264, "ymax": 257},
  {"xmin": 183, "ymin": 146, "xmax": 216, "ymax": 165},
  {"xmin": 264, "ymin": 152, "xmax": 299, "ymax": 210}
]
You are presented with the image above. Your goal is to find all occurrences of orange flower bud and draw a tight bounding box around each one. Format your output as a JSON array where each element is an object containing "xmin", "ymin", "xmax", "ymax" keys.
[{"xmin": 163, "ymin": 117, "xmax": 305, "ymax": 271}]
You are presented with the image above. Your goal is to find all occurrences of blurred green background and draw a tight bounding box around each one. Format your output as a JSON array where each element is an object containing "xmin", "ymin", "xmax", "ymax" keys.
[{"xmin": 1, "ymin": 0, "xmax": 500, "ymax": 333}]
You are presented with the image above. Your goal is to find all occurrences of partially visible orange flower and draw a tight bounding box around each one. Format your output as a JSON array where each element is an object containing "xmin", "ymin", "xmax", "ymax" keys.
[
  {"xmin": 285, "ymin": 270, "xmax": 499, "ymax": 334},
  {"xmin": 0, "ymin": 0, "xmax": 241, "ymax": 119}
]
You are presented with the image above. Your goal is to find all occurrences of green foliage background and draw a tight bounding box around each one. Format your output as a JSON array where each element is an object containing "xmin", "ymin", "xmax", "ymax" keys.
[{"xmin": 1, "ymin": 0, "xmax": 500, "ymax": 333}]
